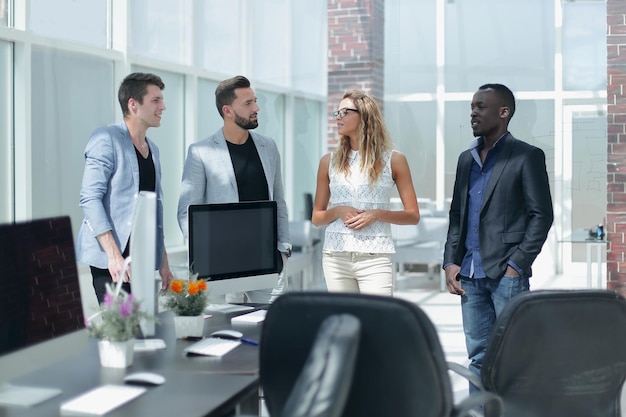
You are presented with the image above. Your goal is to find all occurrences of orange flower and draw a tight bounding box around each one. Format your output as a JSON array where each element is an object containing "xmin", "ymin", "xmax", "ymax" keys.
[
  {"xmin": 187, "ymin": 281, "xmax": 199, "ymax": 295},
  {"xmin": 170, "ymin": 280, "xmax": 184, "ymax": 294},
  {"xmin": 197, "ymin": 280, "xmax": 207, "ymax": 291}
]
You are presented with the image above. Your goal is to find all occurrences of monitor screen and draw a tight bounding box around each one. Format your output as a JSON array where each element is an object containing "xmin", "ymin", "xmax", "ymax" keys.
[
  {"xmin": 188, "ymin": 201, "xmax": 279, "ymax": 281},
  {"xmin": 0, "ymin": 216, "xmax": 87, "ymax": 406}
]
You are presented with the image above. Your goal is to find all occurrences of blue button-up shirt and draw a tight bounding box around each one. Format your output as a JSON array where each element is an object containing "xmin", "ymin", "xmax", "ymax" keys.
[{"xmin": 459, "ymin": 133, "xmax": 505, "ymax": 279}]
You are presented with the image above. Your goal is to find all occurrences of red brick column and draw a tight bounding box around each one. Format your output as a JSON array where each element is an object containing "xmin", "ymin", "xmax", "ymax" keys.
[
  {"xmin": 327, "ymin": 0, "xmax": 385, "ymax": 148},
  {"xmin": 607, "ymin": 0, "xmax": 626, "ymax": 295}
]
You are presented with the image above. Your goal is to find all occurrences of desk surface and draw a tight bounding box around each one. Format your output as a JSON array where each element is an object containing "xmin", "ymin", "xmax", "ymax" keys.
[
  {"xmin": 2, "ymin": 309, "xmax": 264, "ymax": 417},
  {"xmin": 561, "ymin": 228, "xmax": 607, "ymax": 244}
]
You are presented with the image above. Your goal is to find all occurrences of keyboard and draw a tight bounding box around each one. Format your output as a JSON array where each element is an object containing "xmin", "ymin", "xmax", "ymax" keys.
[
  {"xmin": 184, "ymin": 337, "xmax": 241, "ymax": 357},
  {"xmin": 204, "ymin": 303, "xmax": 254, "ymax": 314}
]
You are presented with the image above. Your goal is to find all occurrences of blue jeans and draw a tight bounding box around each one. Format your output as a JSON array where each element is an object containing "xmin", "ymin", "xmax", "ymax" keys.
[{"xmin": 460, "ymin": 274, "xmax": 530, "ymax": 387}]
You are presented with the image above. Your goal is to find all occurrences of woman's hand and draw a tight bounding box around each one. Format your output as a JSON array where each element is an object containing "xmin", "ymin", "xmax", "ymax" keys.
[{"xmin": 344, "ymin": 209, "xmax": 377, "ymax": 230}]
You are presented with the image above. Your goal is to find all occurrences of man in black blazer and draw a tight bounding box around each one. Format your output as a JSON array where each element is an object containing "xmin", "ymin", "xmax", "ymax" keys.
[{"xmin": 443, "ymin": 84, "xmax": 553, "ymax": 387}]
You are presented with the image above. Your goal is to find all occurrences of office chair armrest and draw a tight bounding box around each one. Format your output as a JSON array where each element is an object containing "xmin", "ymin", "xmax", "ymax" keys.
[
  {"xmin": 447, "ymin": 361, "xmax": 483, "ymax": 390},
  {"xmin": 447, "ymin": 362, "xmax": 503, "ymax": 417},
  {"xmin": 453, "ymin": 391, "xmax": 503, "ymax": 417}
]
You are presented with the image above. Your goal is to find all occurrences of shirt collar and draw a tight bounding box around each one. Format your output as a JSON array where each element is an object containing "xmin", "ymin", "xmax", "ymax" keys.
[{"xmin": 468, "ymin": 131, "xmax": 509, "ymax": 151}]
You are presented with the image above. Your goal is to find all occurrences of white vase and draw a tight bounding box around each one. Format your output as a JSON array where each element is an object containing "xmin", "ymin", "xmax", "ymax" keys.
[
  {"xmin": 173, "ymin": 315, "xmax": 205, "ymax": 339},
  {"xmin": 98, "ymin": 339, "xmax": 134, "ymax": 368}
]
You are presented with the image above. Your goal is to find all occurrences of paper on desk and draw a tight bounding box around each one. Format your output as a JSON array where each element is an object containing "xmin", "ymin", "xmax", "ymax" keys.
[
  {"xmin": 231, "ymin": 309, "xmax": 267, "ymax": 324},
  {"xmin": 60, "ymin": 384, "xmax": 146, "ymax": 416},
  {"xmin": 134, "ymin": 338, "xmax": 166, "ymax": 352}
]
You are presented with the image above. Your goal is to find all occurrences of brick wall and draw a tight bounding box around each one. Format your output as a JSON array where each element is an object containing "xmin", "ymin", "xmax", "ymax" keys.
[
  {"xmin": 327, "ymin": 0, "xmax": 385, "ymax": 148},
  {"xmin": 607, "ymin": 0, "xmax": 626, "ymax": 295}
]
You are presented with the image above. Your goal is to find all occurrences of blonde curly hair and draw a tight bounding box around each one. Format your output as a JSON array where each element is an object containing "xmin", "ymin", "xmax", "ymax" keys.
[{"xmin": 333, "ymin": 89, "xmax": 393, "ymax": 182}]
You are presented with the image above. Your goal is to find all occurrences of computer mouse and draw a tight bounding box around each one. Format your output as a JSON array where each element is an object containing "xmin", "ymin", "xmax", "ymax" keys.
[
  {"xmin": 210, "ymin": 329, "xmax": 244, "ymax": 340},
  {"xmin": 123, "ymin": 372, "xmax": 166, "ymax": 386}
]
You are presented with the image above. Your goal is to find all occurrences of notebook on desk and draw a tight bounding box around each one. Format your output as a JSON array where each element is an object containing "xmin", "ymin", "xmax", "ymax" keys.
[
  {"xmin": 231, "ymin": 309, "xmax": 267, "ymax": 324},
  {"xmin": 60, "ymin": 384, "xmax": 146, "ymax": 416}
]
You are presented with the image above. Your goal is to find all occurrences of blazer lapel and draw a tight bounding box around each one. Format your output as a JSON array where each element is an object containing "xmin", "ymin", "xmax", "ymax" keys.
[
  {"xmin": 214, "ymin": 130, "xmax": 239, "ymax": 191},
  {"xmin": 482, "ymin": 133, "xmax": 515, "ymax": 211}
]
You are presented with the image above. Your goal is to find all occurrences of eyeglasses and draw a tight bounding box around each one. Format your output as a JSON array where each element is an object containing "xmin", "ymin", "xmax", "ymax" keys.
[{"xmin": 333, "ymin": 108, "xmax": 359, "ymax": 119}]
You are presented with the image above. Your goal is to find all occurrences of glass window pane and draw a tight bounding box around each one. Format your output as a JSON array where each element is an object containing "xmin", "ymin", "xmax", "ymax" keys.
[
  {"xmin": 444, "ymin": 0, "xmax": 554, "ymax": 92},
  {"xmin": 386, "ymin": 101, "xmax": 437, "ymax": 201},
  {"xmin": 444, "ymin": 99, "xmax": 555, "ymax": 198},
  {"xmin": 563, "ymin": 1, "xmax": 606, "ymax": 90},
  {"xmin": 0, "ymin": 0, "xmax": 7, "ymax": 26},
  {"xmin": 196, "ymin": 2, "xmax": 242, "ymax": 74},
  {"xmin": 0, "ymin": 41, "xmax": 11, "ymax": 223},
  {"xmin": 131, "ymin": 0, "xmax": 193, "ymax": 66},
  {"xmin": 252, "ymin": 0, "xmax": 289, "ymax": 86},
  {"xmin": 133, "ymin": 66, "xmax": 186, "ymax": 247},
  {"xmin": 292, "ymin": 98, "xmax": 323, "ymax": 220},
  {"xmin": 292, "ymin": 1, "xmax": 326, "ymax": 94},
  {"xmin": 31, "ymin": 47, "xmax": 115, "ymax": 234},
  {"xmin": 30, "ymin": 0, "xmax": 107, "ymax": 48},
  {"xmin": 197, "ymin": 78, "xmax": 224, "ymax": 141},
  {"xmin": 569, "ymin": 110, "xmax": 606, "ymax": 261},
  {"xmin": 385, "ymin": 0, "xmax": 437, "ymax": 95},
  {"xmin": 255, "ymin": 90, "xmax": 285, "ymax": 153}
]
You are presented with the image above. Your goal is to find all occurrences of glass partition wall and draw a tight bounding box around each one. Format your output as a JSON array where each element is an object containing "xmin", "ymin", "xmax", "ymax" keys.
[
  {"xmin": 1, "ymin": 1, "xmax": 327, "ymax": 252},
  {"xmin": 385, "ymin": 0, "xmax": 607, "ymax": 275},
  {"xmin": 1, "ymin": 0, "xmax": 607, "ymax": 277}
]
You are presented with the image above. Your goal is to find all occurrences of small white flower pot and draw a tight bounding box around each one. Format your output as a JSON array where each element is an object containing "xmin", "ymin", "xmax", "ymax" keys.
[
  {"xmin": 97, "ymin": 339, "xmax": 134, "ymax": 368},
  {"xmin": 173, "ymin": 315, "xmax": 205, "ymax": 339}
]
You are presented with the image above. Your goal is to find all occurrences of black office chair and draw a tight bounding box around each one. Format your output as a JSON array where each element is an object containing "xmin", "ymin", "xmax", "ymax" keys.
[
  {"xmin": 304, "ymin": 192, "xmax": 314, "ymax": 221},
  {"xmin": 261, "ymin": 292, "xmax": 502, "ymax": 417},
  {"xmin": 480, "ymin": 289, "xmax": 626, "ymax": 417},
  {"xmin": 259, "ymin": 313, "xmax": 361, "ymax": 417}
]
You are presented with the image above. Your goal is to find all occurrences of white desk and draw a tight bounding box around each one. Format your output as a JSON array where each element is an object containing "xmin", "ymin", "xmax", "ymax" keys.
[{"xmin": 561, "ymin": 228, "xmax": 606, "ymax": 288}]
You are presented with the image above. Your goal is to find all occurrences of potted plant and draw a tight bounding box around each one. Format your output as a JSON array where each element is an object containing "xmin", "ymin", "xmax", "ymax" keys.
[
  {"xmin": 162, "ymin": 275, "xmax": 209, "ymax": 338},
  {"xmin": 87, "ymin": 284, "xmax": 152, "ymax": 368}
]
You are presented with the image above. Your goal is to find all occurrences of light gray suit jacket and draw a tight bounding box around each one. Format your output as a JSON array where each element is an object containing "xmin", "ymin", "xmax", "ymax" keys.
[
  {"xmin": 177, "ymin": 129, "xmax": 291, "ymax": 254},
  {"xmin": 76, "ymin": 121, "xmax": 165, "ymax": 270}
]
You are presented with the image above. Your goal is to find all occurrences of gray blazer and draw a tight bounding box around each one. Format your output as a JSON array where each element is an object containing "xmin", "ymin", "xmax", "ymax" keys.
[
  {"xmin": 177, "ymin": 129, "xmax": 291, "ymax": 254},
  {"xmin": 443, "ymin": 133, "xmax": 553, "ymax": 278},
  {"xmin": 76, "ymin": 122, "xmax": 165, "ymax": 270}
]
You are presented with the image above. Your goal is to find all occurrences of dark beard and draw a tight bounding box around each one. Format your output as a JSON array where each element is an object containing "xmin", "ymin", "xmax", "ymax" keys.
[{"xmin": 234, "ymin": 113, "xmax": 258, "ymax": 130}]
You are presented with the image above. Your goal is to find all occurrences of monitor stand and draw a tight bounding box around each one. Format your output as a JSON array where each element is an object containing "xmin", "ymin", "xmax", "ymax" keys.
[{"xmin": 0, "ymin": 383, "xmax": 62, "ymax": 407}]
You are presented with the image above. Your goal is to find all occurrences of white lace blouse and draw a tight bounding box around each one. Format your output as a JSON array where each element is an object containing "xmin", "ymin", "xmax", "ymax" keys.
[{"xmin": 323, "ymin": 150, "xmax": 396, "ymax": 254}]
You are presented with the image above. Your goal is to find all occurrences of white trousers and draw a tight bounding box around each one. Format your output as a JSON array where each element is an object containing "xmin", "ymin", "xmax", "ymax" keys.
[{"xmin": 322, "ymin": 251, "xmax": 393, "ymax": 296}]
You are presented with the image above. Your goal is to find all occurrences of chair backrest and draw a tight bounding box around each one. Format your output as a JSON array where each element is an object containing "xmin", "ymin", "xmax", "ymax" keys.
[
  {"xmin": 481, "ymin": 289, "xmax": 626, "ymax": 417},
  {"xmin": 391, "ymin": 216, "xmax": 449, "ymax": 246},
  {"xmin": 416, "ymin": 215, "xmax": 448, "ymax": 243},
  {"xmin": 260, "ymin": 292, "xmax": 454, "ymax": 417},
  {"xmin": 278, "ymin": 314, "xmax": 361, "ymax": 417},
  {"xmin": 289, "ymin": 220, "xmax": 314, "ymax": 251}
]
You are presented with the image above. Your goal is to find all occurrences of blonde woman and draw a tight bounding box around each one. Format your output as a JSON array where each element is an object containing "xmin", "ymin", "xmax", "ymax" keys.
[{"xmin": 312, "ymin": 90, "xmax": 420, "ymax": 296}]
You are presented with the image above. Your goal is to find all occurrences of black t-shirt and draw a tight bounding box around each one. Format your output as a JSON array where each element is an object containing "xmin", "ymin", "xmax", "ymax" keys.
[
  {"xmin": 135, "ymin": 146, "xmax": 156, "ymax": 193},
  {"xmin": 123, "ymin": 146, "xmax": 156, "ymax": 257},
  {"xmin": 226, "ymin": 135, "xmax": 269, "ymax": 201}
]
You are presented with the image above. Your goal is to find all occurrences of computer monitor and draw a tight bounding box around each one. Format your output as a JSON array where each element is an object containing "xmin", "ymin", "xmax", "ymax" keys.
[
  {"xmin": 187, "ymin": 201, "xmax": 280, "ymax": 298},
  {"xmin": 128, "ymin": 191, "xmax": 157, "ymax": 336},
  {"xmin": 0, "ymin": 216, "xmax": 88, "ymax": 407}
]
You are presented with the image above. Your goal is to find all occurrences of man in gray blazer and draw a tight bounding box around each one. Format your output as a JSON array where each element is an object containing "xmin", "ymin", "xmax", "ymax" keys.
[
  {"xmin": 443, "ymin": 84, "xmax": 553, "ymax": 387},
  {"xmin": 177, "ymin": 75, "xmax": 291, "ymax": 304},
  {"xmin": 77, "ymin": 72, "xmax": 174, "ymax": 303}
]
